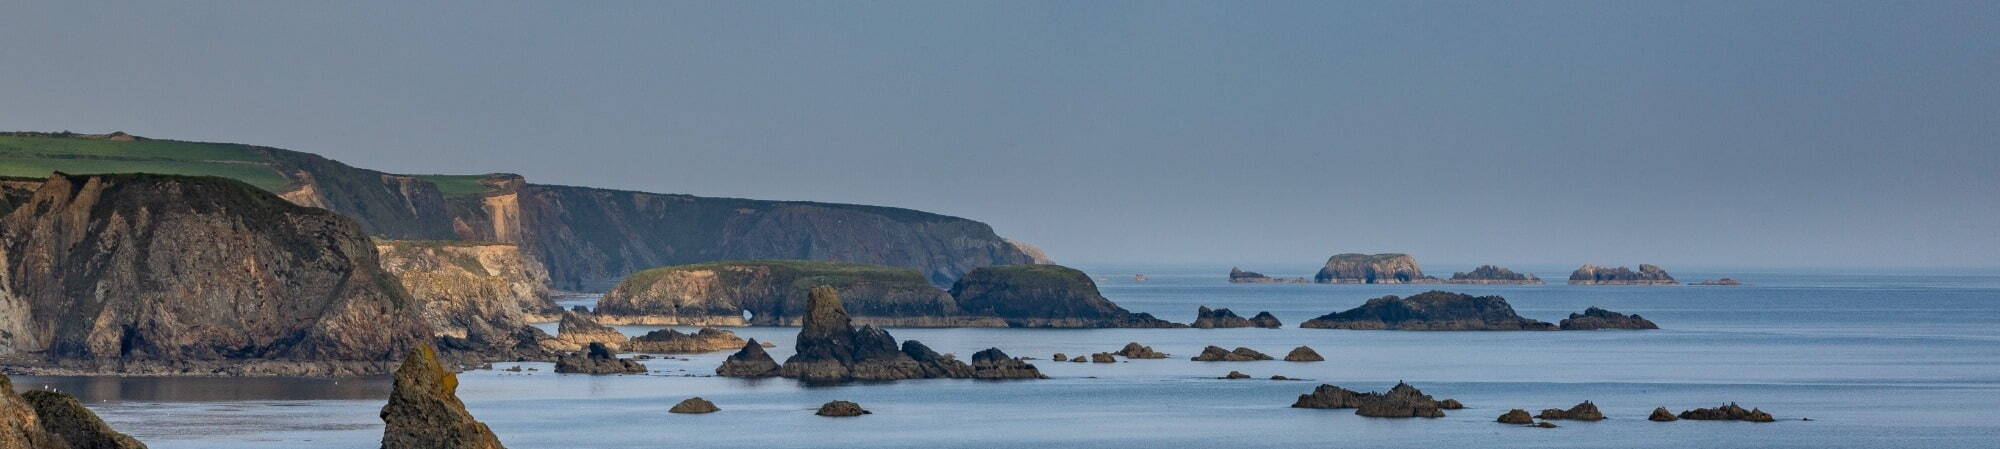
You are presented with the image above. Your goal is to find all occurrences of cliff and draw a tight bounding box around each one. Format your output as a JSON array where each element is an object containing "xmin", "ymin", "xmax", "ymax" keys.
[
  {"xmin": 1568, "ymin": 264, "xmax": 1679, "ymax": 285},
  {"xmin": 594, "ymin": 260, "xmax": 997, "ymax": 327},
  {"xmin": 1313, "ymin": 253, "xmax": 1439, "ymax": 284},
  {"xmin": 948, "ymin": 265, "xmax": 1183, "ymax": 328},
  {"xmin": 1299, "ymin": 291, "xmax": 1556, "ymax": 331},
  {"xmin": 1445, "ymin": 265, "xmax": 1543, "ymax": 285},
  {"xmin": 376, "ymin": 241, "xmax": 556, "ymax": 356},
  {"xmin": 0, "ymin": 173, "xmax": 430, "ymax": 375}
]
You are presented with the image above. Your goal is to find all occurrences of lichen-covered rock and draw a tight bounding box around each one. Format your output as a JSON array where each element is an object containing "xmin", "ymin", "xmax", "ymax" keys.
[
  {"xmin": 554, "ymin": 342, "xmax": 646, "ymax": 375},
  {"xmin": 1497, "ymin": 409, "xmax": 1534, "ymax": 424},
  {"xmin": 1300, "ymin": 291, "xmax": 1556, "ymax": 331},
  {"xmin": 1537, "ymin": 401, "xmax": 1605, "ymax": 421},
  {"xmin": 1446, "ymin": 265, "xmax": 1543, "ymax": 285},
  {"xmin": 0, "ymin": 173, "xmax": 429, "ymax": 375},
  {"xmin": 1314, "ymin": 253, "xmax": 1438, "ymax": 284},
  {"xmin": 21, "ymin": 391, "xmax": 147, "ymax": 449},
  {"xmin": 948, "ymin": 265, "xmax": 1185, "ymax": 328},
  {"xmin": 1568, "ymin": 264, "xmax": 1679, "ymax": 285},
  {"xmin": 1649, "ymin": 407, "xmax": 1679, "ymax": 422},
  {"xmin": 968, "ymin": 348, "xmax": 1046, "ymax": 379},
  {"xmin": 1227, "ymin": 267, "xmax": 1305, "ymax": 284},
  {"xmin": 1558, "ymin": 307, "xmax": 1659, "ymax": 330},
  {"xmin": 1114, "ymin": 343, "xmax": 1169, "ymax": 359},
  {"xmin": 815, "ymin": 401, "xmax": 869, "ymax": 417},
  {"xmin": 1677, "ymin": 403, "xmax": 1775, "ymax": 422},
  {"xmin": 1283, "ymin": 346, "xmax": 1324, "ymax": 362},
  {"xmin": 715, "ymin": 339, "xmax": 780, "ymax": 378},
  {"xmin": 380, "ymin": 345, "xmax": 507, "ymax": 449},
  {"xmin": 377, "ymin": 240, "xmax": 557, "ymax": 357},
  {"xmin": 668, "ymin": 398, "xmax": 719, "ymax": 414},
  {"xmin": 1191, "ymin": 346, "xmax": 1272, "ymax": 362},
  {"xmin": 545, "ymin": 312, "xmax": 627, "ymax": 352},
  {"xmin": 625, "ymin": 328, "xmax": 745, "ymax": 353},
  {"xmin": 596, "ymin": 260, "xmax": 996, "ymax": 327}
]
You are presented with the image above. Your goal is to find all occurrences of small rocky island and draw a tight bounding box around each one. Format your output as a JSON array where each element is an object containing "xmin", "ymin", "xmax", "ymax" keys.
[
  {"xmin": 1191, "ymin": 306, "xmax": 1282, "ymax": 329},
  {"xmin": 1569, "ymin": 264, "xmax": 1679, "ymax": 285},
  {"xmin": 949, "ymin": 265, "xmax": 1183, "ymax": 328},
  {"xmin": 1299, "ymin": 291, "xmax": 1556, "ymax": 331},
  {"xmin": 1558, "ymin": 307, "xmax": 1659, "ymax": 330},
  {"xmin": 1227, "ymin": 267, "xmax": 1306, "ymax": 283},
  {"xmin": 1314, "ymin": 253, "xmax": 1439, "ymax": 284},
  {"xmin": 1292, "ymin": 382, "xmax": 1461, "ymax": 418},
  {"xmin": 715, "ymin": 339, "xmax": 781, "ymax": 378},
  {"xmin": 767, "ymin": 286, "xmax": 1046, "ymax": 383},
  {"xmin": 1678, "ymin": 403, "xmax": 1776, "ymax": 422},
  {"xmin": 1445, "ymin": 265, "xmax": 1543, "ymax": 285}
]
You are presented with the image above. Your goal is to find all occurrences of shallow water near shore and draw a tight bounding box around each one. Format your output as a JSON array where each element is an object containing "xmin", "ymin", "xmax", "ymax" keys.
[{"xmin": 13, "ymin": 264, "xmax": 2000, "ymax": 448}]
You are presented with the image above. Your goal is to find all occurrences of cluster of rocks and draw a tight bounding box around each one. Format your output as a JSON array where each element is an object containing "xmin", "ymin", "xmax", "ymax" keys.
[
  {"xmin": 554, "ymin": 342, "xmax": 646, "ymax": 374},
  {"xmin": 721, "ymin": 287, "xmax": 1043, "ymax": 383},
  {"xmin": 1493, "ymin": 402, "xmax": 1777, "ymax": 425},
  {"xmin": 1677, "ymin": 403, "xmax": 1776, "ymax": 422},
  {"xmin": 1558, "ymin": 307, "xmax": 1659, "ymax": 330},
  {"xmin": 1191, "ymin": 346, "xmax": 1272, "ymax": 362},
  {"xmin": 1314, "ymin": 253, "xmax": 1438, "ymax": 284},
  {"xmin": 1191, "ymin": 306, "xmax": 1282, "ymax": 329},
  {"xmin": 1569, "ymin": 264, "xmax": 1679, "ymax": 285},
  {"xmin": 1300, "ymin": 291, "xmax": 1557, "ymax": 331},
  {"xmin": 1, "ymin": 372, "xmax": 148, "ymax": 449},
  {"xmin": 1291, "ymin": 382, "xmax": 1463, "ymax": 418},
  {"xmin": 1445, "ymin": 265, "xmax": 1543, "ymax": 285},
  {"xmin": 623, "ymin": 327, "xmax": 746, "ymax": 353},
  {"xmin": 1226, "ymin": 267, "xmax": 1306, "ymax": 283}
]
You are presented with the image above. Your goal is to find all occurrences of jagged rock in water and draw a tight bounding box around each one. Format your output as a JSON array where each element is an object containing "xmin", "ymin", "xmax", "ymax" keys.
[
  {"xmin": 1299, "ymin": 291, "xmax": 1556, "ymax": 331},
  {"xmin": 0, "ymin": 173, "xmax": 428, "ymax": 376},
  {"xmin": 668, "ymin": 398, "xmax": 719, "ymax": 414},
  {"xmin": 546, "ymin": 312, "xmax": 628, "ymax": 352},
  {"xmin": 1114, "ymin": 343, "xmax": 1169, "ymax": 359},
  {"xmin": 625, "ymin": 328, "xmax": 746, "ymax": 353},
  {"xmin": 1649, "ymin": 407, "xmax": 1679, "ymax": 422},
  {"xmin": 715, "ymin": 339, "xmax": 781, "ymax": 378},
  {"xmin": 1559, "ymin": 307, "xmax": 1660, "ymax": 330},
  {"xmin": 1284, "ymin": 346, "xmax": 1325, "ymax": 362},
  {"xmin": 376, "ymin": 240, "xmax": 557, "ymax": 359},
  {"xmin": 778, "ymin": 287, "xmax": 923, "ymax": 382},
  {"xmin": 1314, "ymin": 253, "xmax": 1438, "ymax": 284},
  {"xmin": 968, "ymin": 348, "xmax": 1046, "ymax": 379},
  {"xmin": 1248, "ymin": 312, "xmax": 1283, "ymax": 329},
  {"xmin": 1497, "ymin": 409, "xmax": 1534, "ymax": 425},
  {"xmin": 1568, "ymin": 264, "xmax": 1679, "ymax": 285},
  {"xmin": 815, "ymin": 401, "xmax": 870, "ymax": 417},
  {"xmin": 1292, "ymin": 382, "xmax": 1453, "ymax": 418},
  {"xmin": 595, "ymin": 260, "xmax": 994, "ymax": 327},
  {"xmin": 1439, "ymin": 399, "xmax": 1464, "ymax": 410},
  {"xmin": 17, "ymin": 388, "xmax": 147, "ymax": 449},
  {"xmin": 1537, "ymin": 401, "xmax": 1605, "ymax": 421},
  {"xmin": 1191, "ymin": 346, "xmax": 1272, "ymax": 362},
  {"xmin": 554, "ymin": 342, "xmax": 646, "ymax": 375},
  {"xmin": 948, "ymin": 265, "xmax": 1184, "ymax": 328},
  {"xmin": 1292, "ymin": 384, "xmax": 1374, "ymax": 409},
  {"xmin": 1051, "ymin": 353, "xmax": 1068, "ymax": 362},
  {"xmin": 1446, "ymin": 265, "xmax": 1544, "ymax": 285},
  {"xmin": 1221, "ymin": 371, "xmax": 1251, "ymax": 380},
  {"xmin": 1193, "ymin": 307, "xmax": 1280, "ymax": 329},
  {"xmin": 380, "ymin": 345, "xmax": 507, "ymax": 449},
  {"xmin": 1227, "ymin": 267, "xmax": 1305, "ymax": 284},
  {"xmin": 1696, "ymin": 278, "xmax": 1744, "ymax": 286},
  {"xmin": 1089, "ymin": 353, "xmax": 1117, "ymax": 363},
  {"xmin": 900, "ymin": 340, "xmax": 973, "ymax": 379},
  {"xmin": 1677, "ymin": 403, "xmax": 1775, "ymax": 422}
]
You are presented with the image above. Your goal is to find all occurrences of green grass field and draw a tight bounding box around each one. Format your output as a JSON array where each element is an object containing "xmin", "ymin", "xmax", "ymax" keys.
[
  {"xmin": 410, "ymin": 174, "xmax": 502, "ymax": 198},
  {"xmin": 0, "ymin": 135, "xmax": 293, "ymax": 190}
]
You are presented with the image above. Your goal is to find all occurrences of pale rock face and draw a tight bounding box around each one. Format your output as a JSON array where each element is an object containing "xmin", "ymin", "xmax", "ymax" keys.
[
  {"xmin": 1313, "ymin": 253, "xmax": 1439, "ymax": 284},
  {"xmin": 375, "ymin": 241, "xmax": 556, "ymax": 348}
]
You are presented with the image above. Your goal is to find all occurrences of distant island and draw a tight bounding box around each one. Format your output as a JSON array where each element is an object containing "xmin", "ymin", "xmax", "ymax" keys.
[
  {"xmin": 1228, "ymin": 267, "xmax": 1306, "ymax": 283},
  {"xmin": 1568, "ymin": 264, "xmax": 1680, "ymax": 285},
  {"xmin": 1445, "ymin": 265, "xmax": 1543, "ymax": 285},
  {"xmin": 1314, "ymin": 253, "xmax": 1440, "ymax": 284}
]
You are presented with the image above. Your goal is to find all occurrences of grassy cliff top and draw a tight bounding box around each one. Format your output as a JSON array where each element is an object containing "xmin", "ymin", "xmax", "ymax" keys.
[
  {"xmin": 0, "ymin": 134, "xmax": 292, "ymax": 190},
  {"xmin": 953, "ymin": 264, "xmax": 1094, "ymax": 291}
]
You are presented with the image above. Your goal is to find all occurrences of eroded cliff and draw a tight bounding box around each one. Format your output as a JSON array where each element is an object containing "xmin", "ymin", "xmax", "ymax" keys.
[{"xmin": 594, "ymin": 260, "xmax": 997, "ymax": 327}]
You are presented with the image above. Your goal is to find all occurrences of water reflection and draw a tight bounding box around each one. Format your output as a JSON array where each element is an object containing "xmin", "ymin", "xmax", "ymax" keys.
[{"xmin": 7, "ymin": 375, "xmax": 392, "ymax": 402}]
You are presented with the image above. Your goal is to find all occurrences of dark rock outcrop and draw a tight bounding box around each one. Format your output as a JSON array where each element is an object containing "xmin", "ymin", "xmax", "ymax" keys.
[
  {"xmin": 1292, "ymin": 382, "xmax": 1454, "ymax": 418},
  {"xmin": 1558, "ymin": 307, "xmax": 1659, "ymax": 330},
  {"xmin": 777, "ymin": 287, "xmax": 924, "ymax": 382},
  {"xmin": 1314, "ymin": 253, "xmax": 1438, "ymax": 284},
  {"xmin": 669, "ymin": 398, "xmax": 719, "ymax": 414},
  {"xmin": 1190, "ymin": 307, "xmax": 1282, "ymax": 329},
  {"xmin": 379, "ymin": 345, "xmax": 506, "ymax": 449},
  {"xmin": 949, "ymin": 265, "xmax": 1183, "ymax": 328},
  {"xmin": 1439, "ymin": 399, "xmax": 1464, "ymax": 409},
  {"xmin": 1190, "ymin": 346, "xmax": 1272, "ymax": 362},
  {"xmin": 1291, "ymin": 384, "xmax": 1373, "ymax": 409},
  {"xmin": 1248, "ymin": 312, "xmax": 1283, "ymax": 329},
  {"xmin": 1299, "ymin": 291, "xmax": 1556, "ymax": 331},
  {"xmin": 1221, "ymin": 371, "xmax": 1251, "ymax": 379},
  {"xmin": 1696, "ymin": 278, "xmax": 1744, "ymax": 286},
  {"xmin": 595, "ymin": 260, "xmax": 995, "ymax": 327},
  {"xmin": 1677, "ymin": 403, "xmax": 1775, "ymax": 422},
  {"xmin": 0, "ymin": 173, "xmax": 429, "ymax": 376},
  {"xmin": 21, "ymin": 390, "xmax": 148, "ymax": 449},
  {"xmin": 1568, "ymin": 264, "xmax": 1679, "ymax": 285},
  {"xmin": 554, "ymin": 342, "xmax": 646, "ymax": 375},
  {"xmin": 967, "ymin": 348, "xmax": 1046, "ymax": 379},
  {"xmin": 1537, "ymin": 401, "xmax": 1605, "ymax": 421},
  {"xmin": 1113, "ymin": 343, "xmax": 1169, "ymax": 359},
  {"xmin": 1498, "ymin": 409, "xmax": 1534, "ymax": 424},
  {"xmin": 1446, "ymin": 265, "xmax": 1543, "ymax": 285},
  {"xmin": 715, "ymin": 339, "xmax": 780, "ymax": 378},
  {"xmin": 1089, "ymin": 353, "xmax": 1117, "ymax": 363},
  {"xmin": 1227, "ymin": 267, "xmax": 1305, "ymax": 284},
  {"xmin": 900, "ymin": 341, "xmax": 974, "ymax": 378},
  {"xmin": 1649, "ymin": 407, "xmax": 1679, "ymax": 422},
  {"xmin": 815, "ymin": 401, "xmax": 869, "ymax": 417},
  {"xmin": 1284, "ymin": 346, "xmax": 1324, "ymax": 362},
  {"xmin": 1050, "ymin": 353, "xmax": 1068, "ymax": 362},
  {"xmin": 625, "ymin": 328, "xmax": 745, "ymax": 353}
]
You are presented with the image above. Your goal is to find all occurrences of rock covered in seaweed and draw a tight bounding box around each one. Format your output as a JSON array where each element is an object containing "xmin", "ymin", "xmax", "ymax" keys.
[
  {"xmin": 1283, "ymin": 346, "xmax": 1324, "ymax": 362},
  {"xmin": 1300, "ymin": 291, "xmax": 1556, "ymax": 331},
  {"xmin": 380, "ymin": 344, "xmax": 507, "ymax": 449},
  {"xmin": 1558, "ymin": 307, "xmax": 1659, "ymax": 330},
  {"xmin": 1568, "ymin": 264, "xmax": 1679, "ymax": 285},
  {"xmin": 1446, "ymin": 265, "xmax": 1543, "ymax": 285},
  {"xmin": 1190, "ymin": 346, "xmax": 1272, "ymax": 362},
  {"xmin": 1314, "ymin": 253, "xmax": 1438, "ymax": 284},
  {"xmin": 715, "ymin": 339, "xmax": 781, "ymax": 378}
]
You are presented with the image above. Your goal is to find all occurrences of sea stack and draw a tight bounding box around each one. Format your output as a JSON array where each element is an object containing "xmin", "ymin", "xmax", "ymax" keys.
[
  {"xmin": 1314, "ymin": 253, "xmax": 1438, "ymax": 284},
  {"xmin": 380, "ymin": 345, "xmax": 508, "ymax": 449},
  {"xmin": 715, "ymin": 339, "xmax": 781, "ymax": 378},
  {"xmin": 778, "ymin": 286, "xmax": 925, "ymax": 382},
  {"xmin": 1568, "ymin": 264, "xmax": 1679, "ymax": 285},
  {"xmin": 1299, "ymin": 291, "xmax": 1556, "ymax": 331},
  {"xmin": 1445, "ymin": 265, "xmax": 1543, "ymax": 285}
]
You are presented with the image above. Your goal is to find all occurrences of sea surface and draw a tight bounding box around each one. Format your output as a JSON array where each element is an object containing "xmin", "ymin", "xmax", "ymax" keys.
[{"xmin": 13, "ymin": 264, "xmax": 2000, "ymax": 448}]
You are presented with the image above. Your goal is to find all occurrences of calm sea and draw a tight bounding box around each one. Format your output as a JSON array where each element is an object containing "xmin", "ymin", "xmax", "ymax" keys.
[{"xmin": 13, "ymin": 264, "xmax": 2000, "ymax": 448}]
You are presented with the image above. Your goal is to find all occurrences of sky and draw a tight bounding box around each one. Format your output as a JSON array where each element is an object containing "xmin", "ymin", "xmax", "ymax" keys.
[{"xmin": 2, "ymin": 1, "xmax": 1995, "ymax": 268}]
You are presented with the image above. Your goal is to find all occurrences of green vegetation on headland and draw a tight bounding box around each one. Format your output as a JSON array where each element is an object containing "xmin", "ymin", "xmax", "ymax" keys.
[
  {"xmin": 0, "ymin": 133, "xmax": 292, "ymax": 190},
  {"xmin": 410, "ymin": 174, "xmax": 506, "ymax": 198}
]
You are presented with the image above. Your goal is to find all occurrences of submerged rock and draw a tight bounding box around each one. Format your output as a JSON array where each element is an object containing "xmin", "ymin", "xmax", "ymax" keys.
[
  {"xmin": 1299, "ymin": 291, "xmax": 1556, "ymax": 331},
  {"xmin": 1677, "ymin": 403, "xmax": 1775, "ymax": 422},
  {"xmin": 1191, "ymin": 346, "xmax": 1272, "ymax": 362},
  {"xmin": 1113, "ymin": 343, "xmax": 1169, "ymax": 359},
  {"xmin": 554, "ymin": 342, "xmax": 646, "ymax": 375},
  {"xmin": 949, "ymin": 265, "xmax": 1185, "ymax": 328},
  {"xmin": 1558, "ymin": 307, "xmax": 1660, "ymax": 330},
  {"xmin": 816, "ymin": 401, "xmax": 870, "ymax": 417},
  {"xmin": 1283, "ymin": 346, "xmax": 1324, "ymax": 362},
  {"xmin": 716, "ymin": 339, "xmax": 782, "ymax": 378},
  {"xmin": 1497, "ymin": 409, "xmax": 1534, "ymax": 425},
  {"xmin": 380, "ymin": 345, "xmax": 507, "ymax": 449},
  {"xmin": 669, "ymin": 398, "xmax": 719, "ymax": 414},
  {"xmin": 625, "ymin": 327, "xmax": 746, "ymax": 353},
  {"xmin": 1537, "ymin": 401, "xmax": 1605, "ymax": 421},
  {"xmin": 1649, "ymin": 407, "xmax": 1679, "ymax": 422},
  {"xmin": 1314, "ymin": 253, "xmax": 1438, "ymax": 284},
  {"xmin": 1568, "ymin": 264, "xmax": 1679, "ymax": 285}
]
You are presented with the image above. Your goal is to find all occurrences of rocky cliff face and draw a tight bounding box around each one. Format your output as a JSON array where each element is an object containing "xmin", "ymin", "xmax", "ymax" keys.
[
  {"xmin": 0, "ymin": 173, "xmax": 429, "ymax": 375},
  {"xmin": 1314, "ymin": 253, "xmax": 1439, "ymax": 284},
  {"xmin": 1300, "ymin": 291, "xmax": 1556, "ymax": 331},
  {"xmin": 594, "ymin": 260, "xmax": 998, "ymax": 327},
  {"xmin": 379, "ymin": 345, "xmax": 507, "ymax": 449},
  {"xmin": 376, "ymin": 241, "xmax": 556, "ymax": 356},
  {"xmin": 948, "ymin": 265, "xmax": 1182, "ymax": 328},
  {"xmin": 1568, "ymin": 264, "xmax": 1679, "ymax": 285},
  {"xmin": 1445, "ymin": 265, "xmax": 1543, "ymax": 285}
]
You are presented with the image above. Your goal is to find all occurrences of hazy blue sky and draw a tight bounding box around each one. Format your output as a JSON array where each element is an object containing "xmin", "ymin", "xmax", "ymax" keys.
[{"xmin": 3, "ymin": 1, "xmax": 1995, "ymax": 268}]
